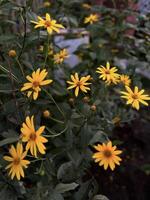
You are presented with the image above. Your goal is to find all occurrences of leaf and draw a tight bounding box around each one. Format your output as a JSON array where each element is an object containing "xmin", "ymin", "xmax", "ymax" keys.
[
  {"xmin": 89, "ymin": 131, "xmax": 108, "ymax": 145},
  {"xmin": 0, "ymin": 137, "xmax": 19, "ymax": 147},
  {"xmin": 55, "ymin": 182, "xmax": 79, "ymax": 193},
  {"xmin": 57, "ymin": 161, "xmax": 77, "ymax": 183},
  {"xmin": 48, "ymin": 192, "xmax": 64, "ymax": 200},
  {"xmin": 92, "ymin": 195, "xmax": 109, "ymax": 200},
  {"xmin": 74, "ymin": 180, "xmax": 91, "ymax": 200}
]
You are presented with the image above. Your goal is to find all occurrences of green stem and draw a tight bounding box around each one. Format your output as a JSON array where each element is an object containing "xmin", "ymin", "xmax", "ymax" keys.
[
  {"xmin": 43, "ymin": 88, "xmax": 65, "ymax": 119},
  {"xmin": 112, "ymin": 0, "xmax": 116, "ymax": 9},
  {"xmin": 15, "ymin": 57, "xmax": 25, "ymax": 78},
  {"xmin": 49, "ymin": 116, "xmax": 64, "ymax": 124},
  {"xmin": 45, "ymin": 124, "xmax": 68, "ymax": 138},
  {"xmin": 43, "ymin": 34, "xmax": 50, "ymax": 68}
]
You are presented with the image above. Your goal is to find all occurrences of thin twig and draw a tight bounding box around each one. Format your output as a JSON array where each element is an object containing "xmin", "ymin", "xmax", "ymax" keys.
[{"xmin": 18, "ymin": 7, "xmax": 27, "ymax": 60}]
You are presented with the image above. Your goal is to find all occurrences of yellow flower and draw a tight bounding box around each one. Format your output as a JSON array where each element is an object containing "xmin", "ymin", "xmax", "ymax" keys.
[
  {"xmin": 39, "ymin": 45, "xmax": 44, "ymax": 52},
  {"xmin": 67, "ymin": 73, "xmax": 91, "ymax": 97},
  {"xmin": 3, "ymin": 143, "xmax": 30, "ymax": 180},
  {"xmin": 31, "ymin": 13, "xmax": 64, "ymax": 34},
  {"xmin": 93, "ymin": 141, "xmax": 122, "ymax": 171},
  {"xmin": 8, "ymin": 50, "xmax": 16, "ymax": 57},
  {"xmin": 20, "ymin": 116, "xmax": 48, "ymax": 157},
  {"xmin": 44, "ymin": 1, "xmax": 51, "ymax": 7},
  {"xmin": 21, "ymin": 68, "xmax": 53, "ymax": 100},
  {"xmin": 84, "ymin": 14, "xmax": 99, "ymax": 24},
  {"xmin": 82, "ymin": 3, "xmax": 91, "ymax": 9},
  {"xmin": 48, "ymin": 44, "xmax": 54, "ymax": 56},
  {"xmin": 119, "ymin": 74, "xmax": 131, "ymax": 86},
  {"xmin": 39, "ymin": 44, "xmax": 53, "ymax": 55},
  {"xmin": 96, "ymin": 62, "xmax": 120, "ymax": 84},
  {"xmin": 54, "ymin": 49, "xmax": 69, "ymax": 64},
  {"xmin": 120, "ymin": 86, "xmax": 150, "ymax": 110}
]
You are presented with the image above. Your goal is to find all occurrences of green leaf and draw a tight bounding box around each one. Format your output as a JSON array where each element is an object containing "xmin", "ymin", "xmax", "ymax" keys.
[
  {"xmin": 55, "ymin": 182, "xmax": 79, "ymax": 193},
  {"xmin": 0, "ymin": 137, "xmax": 19, "ymax": 147},
  {"xmin": 57, "ymin": 161, "xmax": 77, "ymax": 183},
  {"xmin": 92, "ymin": 195, "xmax": 109, "ymax": 200},
  {"xmin": 89, "ymin": 131, "xmax": 108, "ymax": 145}
]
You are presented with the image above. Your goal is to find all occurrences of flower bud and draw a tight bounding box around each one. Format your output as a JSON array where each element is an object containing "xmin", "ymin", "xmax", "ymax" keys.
[
  {"xmin": 43, "ymin": 110, "xmax": 51, "ymax": 118},
  {"xmin": 68, "ymin": 98, "xmax": 75, "ymax": 105},
  {"xmin": 44, "ymin": 1, "xmax": 51, "ymax": 7},
  {"xmin": 8, "ymin": 50, "xmax": 16, "ymax": 57},
  {"xmin": 83, "ymin": 96, "xmax": 90, "ymax": 103},
  {"xmin": 90, "ymin": 104, "xmax": 96, "ymax": 111}
]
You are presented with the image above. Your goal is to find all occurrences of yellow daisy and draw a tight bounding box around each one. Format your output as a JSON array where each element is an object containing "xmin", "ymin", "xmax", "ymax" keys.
[
  {"xmin": 20, "ymin": 116, "xmax": 48, "ymax": 157},
  {"xmin": 21, "ymin": 68, "xmax": 53, "ymax": 100},
  {"xmin": 96, "ymin": 62, "xmax": 120, "ymax": 84},
  {"xmin": 67, "ymin": 73, "xmax": 91, "ymax": 97},
  {"xmin": 82, "ymin": 3, "xmax": 92, "ymax": 9},
  {"xmin": 43, "ymin": 1, "xmax": 51, "ymax": 7},
  {"xmin": 120, "ymin": 86, "xmax": 150, "ymax": 110},
  {"xmin": 31, "ymin": 13, "xmax": 64, "ymax": 34},
  {"xmin": 39, "ymin": 44, "xmax": 53, "ymax": 55},
  {"xmin": 119, "ymin": 74, "xmax": 131, "ymax": 86},
  {"xmin": 93, "ymin": 141, "xmax": 122, "ymax": 171},
  {"xmin": 84, "ymin": 14, "xmax": 99, "ymax": 24},
  {"xmin": 3, "ymin": 143, "xmax": 30, "ymax": 180},
  {"xmin": 54, "ymin": 49, "xmax": 69, "ymax": 64}
]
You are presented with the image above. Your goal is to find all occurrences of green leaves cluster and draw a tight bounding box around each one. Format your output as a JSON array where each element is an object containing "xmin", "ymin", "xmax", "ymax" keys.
[{"xmin": 0, "ymin": 0, "xmax": 149, "ymax": 199}]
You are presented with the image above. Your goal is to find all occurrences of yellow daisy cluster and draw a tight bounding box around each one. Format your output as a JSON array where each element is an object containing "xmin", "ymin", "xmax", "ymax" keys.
[
  {"xmin": 4, "ymin": 115, "xmax": 47, "ymax": 180},
  {"xmin": 3, "ymin": 10, "xmax": 150, "ymax": 180},
  {"xmin": 96, "ymin": 61, "xmax": 150, "ymax": 110}
]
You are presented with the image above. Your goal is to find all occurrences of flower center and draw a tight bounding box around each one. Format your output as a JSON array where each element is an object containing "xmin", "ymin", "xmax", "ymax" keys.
[
  {"xmin": 13, "ymin": 158, "xmax": 20, "ymax": 165},
  {"xmin": 103, "ymin": 150, "xmax": 112, "ymax": 158},
  {"xmin": 105, "ymin": 70, "xmax": 110, "ymax": 74},
  {"xmin": 30, "ymin": 133, "xmax": 37, "ymax": 141},
  {"xmin": 44, "ymin": 20, "xmax": 51, "ymax": 27},
  {"xmin": 33, "ymin": 81, "xmax": 39, "ymax": 87},
  {"xmin": 132, "ymin": 94, "xmax": 138, "ymax": 100},
  {"xmin": 76, "ymin": 81, "xmax": 82, "ymax": 87}
]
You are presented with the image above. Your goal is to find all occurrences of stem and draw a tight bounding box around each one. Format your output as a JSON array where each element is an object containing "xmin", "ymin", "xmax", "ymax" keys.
[
  {"xmin": 45, "ymin": 124, "xmax": 68, "ymax": 138},
  {"xmin": 112, "ymin": 0, "xmax": 117, "ymax": 9},
  {"xmin": 15, "ymin": 57, "xmax": 25, "ymax": 78},
  {"xmin": 18, "ymin": 7, "xmax": 27, "ymax": 59},
  {"xmin": 43, "ymin": 34, "xmax": 50, "ymax": 68},
  {"xmin": 43, "ymin": 88, "xmax": 65, "ymax": 119},
  {"xmin": 49, "ymin": 116, "xmax": 64, "ymax": 124}
]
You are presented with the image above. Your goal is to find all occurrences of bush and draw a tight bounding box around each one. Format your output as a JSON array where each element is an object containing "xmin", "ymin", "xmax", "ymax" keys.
[{"xmin": 0, "ymin": 0, "xmax": 150, "ymax": 199}]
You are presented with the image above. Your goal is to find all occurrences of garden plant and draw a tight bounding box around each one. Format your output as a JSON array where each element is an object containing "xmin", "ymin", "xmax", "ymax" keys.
[{"xmin": 0, "ymin": 0, "xmax": 150, "ymax": 199}]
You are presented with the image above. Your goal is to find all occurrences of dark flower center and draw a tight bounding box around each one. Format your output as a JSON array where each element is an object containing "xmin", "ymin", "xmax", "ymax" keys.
[
  {"xmin": 13, "ymin": 158, "xmax": 20, "ymax": 165},
  {"xmin": 132, "ymin": 94, "xmax": 138, "ymax": 100},
  {"xmin": 45, "ymin": 20, "xmax": 51, "ymax": 27},
  {"xmin": 76, "ymin": 81, "xmax": 82, "ymax": 87},
  {"xmin": 103, "ymin": 150, "xmax": 112, "ymax": 158},
  {"xmin": 105, "ymin": 70, "xmax": 110, "ymax": 74},
  {"xmin": 33, "ymin": 81, "xmax": 39, "ymax": 87},
  {"xmin": 30, "ymin": 133, "xmax": 37, "ymax": 141}
]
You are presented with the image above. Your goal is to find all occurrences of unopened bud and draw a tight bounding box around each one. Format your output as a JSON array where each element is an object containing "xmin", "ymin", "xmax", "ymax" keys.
[
  {"xmin": 90, "ymin": 104, "xmax": 96, "ymax": 111},
  {"xmin": 43, "ymin": 110, "xmax": 51, "ymax": 118},
  {"xmin": 83, "ymin": 96, "xmax": 90, "ymax": 103},
  {"xmin": 8, "ymin": 50, "xmax": 16, "ymax": 57}
]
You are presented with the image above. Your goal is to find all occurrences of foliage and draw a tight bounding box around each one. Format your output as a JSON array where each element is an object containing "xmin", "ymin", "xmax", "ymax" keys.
[{"xmin": 0, "ymin": 0, "xmax": 150, "ymax": 199}]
